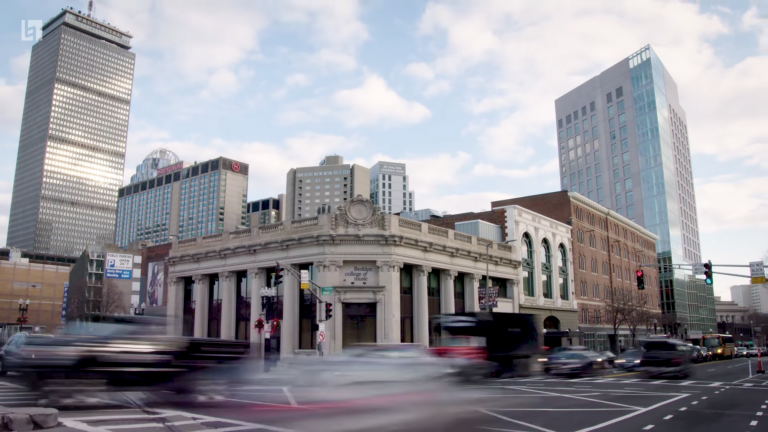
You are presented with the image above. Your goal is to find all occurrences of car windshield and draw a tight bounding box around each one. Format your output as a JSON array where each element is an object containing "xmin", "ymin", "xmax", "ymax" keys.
[
  {"xmin": 643, "ymin": 341, "xmax": 679, "ymax": 352},
  {"xmin": 619, "ymin": 349, "xmax": 642, "ymax": 358}
]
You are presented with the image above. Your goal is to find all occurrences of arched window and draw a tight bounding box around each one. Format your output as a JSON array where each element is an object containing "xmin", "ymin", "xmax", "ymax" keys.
[
  {"xmin": 522, "ymin": 233, "xmax": 535, "ymax": 297},
  {"xmin": 541, "ymin": 239, "xmax": 552, "ymax": 299},
  {"xmin": 558, "ymin": 244, "xmax": 568, "ymax": 300}
]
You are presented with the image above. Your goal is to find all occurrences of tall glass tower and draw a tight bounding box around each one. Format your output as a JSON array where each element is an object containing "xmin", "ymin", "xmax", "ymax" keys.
[
  {"xmin": 7, "ymin": 8, "xmax": 135, "ymax": 256},
  {"xmin": 554, "ymin": 45, "xmax": 715, "ymax": 335}
]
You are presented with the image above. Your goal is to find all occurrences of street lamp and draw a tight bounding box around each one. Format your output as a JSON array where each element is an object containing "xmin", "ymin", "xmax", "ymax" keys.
[
  {"xmin": 484, "ymin": 239, "xmax": 517, "ymax": 311},
  {"xmin": 18, "ymin": 299, "xmax": 30, "ymax": 325},
  {"xmin": 260, "ymin": 286, "xmax": 277, "ymax": 320}
]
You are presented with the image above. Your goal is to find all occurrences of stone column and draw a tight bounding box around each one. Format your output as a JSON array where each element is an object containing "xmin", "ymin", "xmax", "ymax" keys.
[
  {"xmin": 414, "ymin": 265, "xmax": 431, "ymax": 346},
  {"xmin": 378, "ymin": 260, "xmax": 403, "ymax": 344},
  {"xmin": 248, "ymin": 268, "xmax": 266, "ymax": 361},
  {"xmin": 440, "ymin": 270, "xmax": 457, "ymax": 314},
  {"xmin": 219, "ymin": 271, "xmax": 236, "ymax": 340},
  {"xmin": 464, "ymin": 273, "xmax": 480, "ymax": 312},
  {"xmin": 507, "ymin": 279, "xmax": 519, "ymax": 313},
  {"xmin": 315, "ymin": 260, "xmax": 343, "ymax": 355},
  {"xmin": 281, "ymin": 265, "xmax": 299, "ymax": 358},
  {"xmin": 192, "ymin": 274, "xmax": 209, "ymax": 338},
  {"xmin": 166, "ymin": 277, "xmax": 184, "ymax": 336}
]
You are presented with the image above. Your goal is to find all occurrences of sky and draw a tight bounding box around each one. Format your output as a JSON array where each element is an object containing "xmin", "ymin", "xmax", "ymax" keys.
[{"xmin": 0, "ymin": 0, "xmax": 766, "ymax": 300}]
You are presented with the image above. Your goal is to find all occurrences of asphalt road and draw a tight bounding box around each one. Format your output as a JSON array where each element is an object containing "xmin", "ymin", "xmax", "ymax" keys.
[{"xmin": 2, "ymin": 357, "xmax": 767, "ymax": 432}]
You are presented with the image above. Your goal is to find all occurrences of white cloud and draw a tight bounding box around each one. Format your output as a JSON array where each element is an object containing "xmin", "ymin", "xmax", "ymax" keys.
[
  {"xmin": 404, "ymin": 62, "xmax": 435, "ymax": 80},
  {"xmin": 0, "ymin": 79, "xmax": 25, "ymax": 134},
  {"xmin": 309, "ymin": 49, "xmax": 358, "ymax": 71},
  {"xmin": 10, "ymin": 51, "xmax": 30, "ymax": 79},
  {"xmin": 351, "ymin": 151, "xmax": 472, "ymax": 195},
  {"xmin": 695, "ymin": 175, "xmax": 768, "ymax": 233},
  {"xmin": 742, "ymin": 7, "xmax": 768, "ymax": 52},
  {"xmin": 423, "ymin": 192, "xmax": 512, "ymax": 215},
  {"xmin": 285, "ymin": 73, "xmax": 310, "ymax": 87},
  {"xmin": 281, "ymin": 74, "xmax": 431, "ymax": 127},
  {"xmin": 424, "ymin": 80, "xmax": 451, "ymax": 97}
]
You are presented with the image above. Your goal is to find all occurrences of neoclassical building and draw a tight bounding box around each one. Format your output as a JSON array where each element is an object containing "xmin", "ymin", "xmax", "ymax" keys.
[{"xmin": 165, "ymin": 196, "xmax": 523, "ymax": 357}]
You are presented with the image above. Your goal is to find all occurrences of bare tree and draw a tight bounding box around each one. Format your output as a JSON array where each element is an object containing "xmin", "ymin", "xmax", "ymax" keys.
[
  {"xmin": 101, "ymin": 280, "xmax": 127, "ymax": 315},
  {"xmin": 603, "ymin": 286, "xmax": 645, "ymax": 352}
]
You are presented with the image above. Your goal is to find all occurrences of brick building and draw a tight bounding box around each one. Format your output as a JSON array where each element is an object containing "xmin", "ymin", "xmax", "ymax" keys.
[{"xmin": 492, "ymin": 191, "xmax": 661, "ymax": 351}]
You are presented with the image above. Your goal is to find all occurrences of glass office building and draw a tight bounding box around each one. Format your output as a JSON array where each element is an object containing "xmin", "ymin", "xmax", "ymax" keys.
[
  {"xmin": 554, "ymin": 45, "xmax": 714, "ymax": 334},
  {"xmin": 116, "ymin": 156, "xmax": 249, "ymax": 247},
  {"xmin": 7, "ymin": 8, "xmax": 135, "ymax": 256}
]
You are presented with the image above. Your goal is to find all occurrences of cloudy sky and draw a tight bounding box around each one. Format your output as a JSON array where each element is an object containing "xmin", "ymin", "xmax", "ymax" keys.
[{"xmin": 1, "ymin": 0, "xmax": 766, "ymax": 299}]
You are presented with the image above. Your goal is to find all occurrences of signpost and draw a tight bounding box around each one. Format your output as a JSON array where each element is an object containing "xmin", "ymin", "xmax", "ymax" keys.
[
  {"xmin": 692, "ymin": 263, "xmax": 706, "ymax": 276},
  {"xmin": 300, "ymin": 270, "xmax": 309, "ymax": 290},
  {"xmin": 318, "ymin": 331, "xmax": 326, "ymax": 342},
  {"xmin": 478, "ymin": 286, "xmax": 499, "ymax": 309},
  {"xmin": 750, "ymin": 261, "xmax": 766, "ymax": 285},
  {"xmin": 321, "ymin": 287, "xmax": 334, "ymax": 296},
  {"xmin": 105, "ymin": 253, "xmax": 133, "ymax": 279}
]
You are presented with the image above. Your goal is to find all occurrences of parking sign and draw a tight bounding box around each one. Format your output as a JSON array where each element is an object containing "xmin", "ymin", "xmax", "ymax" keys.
[{"xmin": 105, "ymin": 253, "xmax": 133, "ymax": 279}]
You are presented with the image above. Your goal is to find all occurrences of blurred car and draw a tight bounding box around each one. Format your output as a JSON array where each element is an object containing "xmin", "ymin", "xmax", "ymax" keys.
[
  {"xmin": 549, "ymin": 345, "xmax": 590, "ymax": 354},
  {"xmin": 0, "ymin": 332, "xmax": 54, "ymax": 376},
  {"xmin": 640, "ymin": 339, "xmax": 693, "ymax": 378},
  {"xmin": 735, "ymin": 347, "xmax": 747, "ymax": 358},
  {"xmin": 747, "ymin": 347, "xmax": 760, "ymax": 357},
  {"xmin": 693, "ymin": 346, "xmax": 709, "ymax": 363},
  {"xmin": 544, "ymin": 351, "xmax": 600, "ymax": 377},
  {"xmin": 614, "ymin": 349, "xmax": 643, "ymax": 371},
  {"xmin": 598, "ymin": 351, "xmax": 616, "ymax": 367}
]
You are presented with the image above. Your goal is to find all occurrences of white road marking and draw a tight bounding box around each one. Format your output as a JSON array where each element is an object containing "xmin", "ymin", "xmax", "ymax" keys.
[
  {"xmin": 643, "ymin": 426, "xmax": 654, "ymax": 430},
  {"xmin": 495, "ymin": 408, "xmax": 634, "ymax": 411},
  {"xmin": 758, "ymin": 412, "xmax": 763, "ymax": 416},
  {"xmin": 679, "ymin": 382, "xmax": 695, "ymax": 386},
  {"xmin": 511, "ymin": 386, "xmax": 641, "ymax": 410},
  {"xmin": 701, "ymin": 397, "xmax": 708, "ymax": 399},
  {"xmin": 108, "ymin": 424, "xmax": 167, "ymax": 430},
  {"xmin": 663, "ymin": 415, "xmax": 673, "ymax": 420},
  {"xmin": 745, "ymin": 384, "xmax": 754, "ymax": 387},
  {"xmin": 222, "ymin": 396, "xmax": 301, "ymax": 408},
  {"xmin": 762, "ymin": 405, "xmax": 766, "ymax": 409},
  {"xmin": 282, "ymin": 387, "xmax": 299, "ymax": 407},
  {"xmin": 751, "ymin": 421, "xmax": 758, "ymax": 426},
  {"xmin": 691, "ymin": 401, "xmax": 698, "ymax": 405},
  {"xmin": 625, "ymin": 388, "xmax": 644, "ymax": 390},
  {"xmin": 478, "ymin": 410, "xmax": 555, "ymax": 432},
  {"xmin": 708, "ymin": 382, "xmax": 723, "ymax": 386},
  {"xmin": 573, "ymin": 395, "xmax": 689, "ymax": 432},
  {"xmin": 478, "ymin": 427, "xmax": 530, "ymax": 432},
  {"xmin": 680, "ymin": 407, "xmax": 687, "ymax": 411},
  {"xmin": 574, "ymin": 386, "xmax": 593, "ymax": 389}
]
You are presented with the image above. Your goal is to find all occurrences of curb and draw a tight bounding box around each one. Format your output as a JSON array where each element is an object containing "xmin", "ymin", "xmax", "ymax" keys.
[{"xmin": 1, "ymin": 407, "xmax": 59, "ymax": 432}]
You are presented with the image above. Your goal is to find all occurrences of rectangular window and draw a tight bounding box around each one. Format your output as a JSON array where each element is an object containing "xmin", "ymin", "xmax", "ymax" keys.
[
  {"xmin": 577, "ymin": 146, "xmax": 582, "ymax": 157},
  {"xmin": 616, "ymin": 86, "xmax": 623, "ymax": 99},
  {"xmin": 617, "ymin": 207, "xmax": 624, "ymax": 216},
  {"xmin": 574, "ymin": 110, "xmax": 579, "ymax": 121},
  {"xmin": 568, "ymin": 138, "xmax": 574, "ymax": 148},
  {"xmin": 613, "ymin": 169, "xmax": 620, "ymax": 180},
  {"xmin": 619, "ymin": 112, "xmax": 626, "ymax": 125},
  {"xmin": 607, "ymin": 92, "xmax": 612, "ymax": 103},
  {"xmin": 617, "ymin": 99, "xmax": 625, "ymax": 112},
  {"xmin": 558, "ymin": 119, "xmax": 563, "ymax": 129},
  {"xmin": 575, "ymin": 123, "xmax": 581, "ymax": 134},
  {"xmin": 569, "ymin": 150, "xmax": 575, "ymax": 160},
  {"xmin": 566, "ymin": 114, "xmax": 572, "ymax": 124},
  {"xmin": 627, "ymin": 204, "xmax": 634, "ymax": 218},
  {"xmin": 569, "ymin": 161, "xmax": 576, "ymax": 171},
  {"xmin": 612, "ymin": 143, "xmax": 617, "ymax": 154},
  {"xmin": 622, "ymin": 151, "xmax": 630, "ymax": 163},
  {"xmin": 592, "ymin": 126, "xmax": 598, "ymax": 138},
  {"xmin": 626, "ymin": 191, "xmax": 634, "ymax": 202},
  {"xmin": 570, "ymin": 173, "xmax": 576, "ymax": 184},
  {"xmin": 571, "ymin": 185, "xmax": 578, "ymax": 192},
  {"xmin": 559, "ymin": 131, "xmax": 565, "ymax": 142},
  {"xmin": 610, "ymin": 130, "xmax": 616, "ymax": 141},
  {"xmin": 579, "ymin": 182, "xmax": 584, "ymax": 194},
  {"xmin": 585, "ymin": 141, "xmax": 591, "ymax": 152},
  {"xmin": 591, "ymin": 114, "xmax": 597, "ymax": 126},
  {"xmin": 587, "ymin": 178, "xmax": 593, "ymax": 189},
  {"xmin": 578, "ymin": 170, "xmax": 584, "ymax": 181},
  {"xmin": 612, "ymin": 156, "xmax": 619, "ymax": 167},
  {"xmin": 583, "ymin": 119, "xmax": 588, "ymax": 130},
  {"xmin": 586, "ymin": 166, "xmax": 592, "ymax": 177},
  {"xmin": 625, "ymin": 178, "xmax": 633, "ymax": 189},
  {"xmin": 596, "ymin": 175, "xmax": 602, "ymax": 186},
  {"xmin": 562, "ymin": 176, "xmax": 568, "ymax": 187},
  {"xmin": 609, "ymin": 118, "xmax": 615, "ymax": 130},
  {"xmin": 576, "ymin": 134, "xmax": 582, "ymax": 145},
  {"xmin": 616, "ymin": 195, "xmax": 623, "ymax": 206},
  {"xmin": 567, "ymin": 127, "xmax": 573, "ymax": 138},
  {"xmin": 590, "ymin": 101, "xmax": 596, "ymax": 112},
  {"xmin": 597, "ymin": 188, "xmax": 603, "ymax": 199},
  {"xmin": 582, "ymin": 106, "xmax": 587, "ymax": 116},
  {"xmin": 623, "ymin": 165, "xmax": 631, "ymax": 177},
  {"xmin": 608, "ymin": 106, "xmax": 615, "ymax": 117},
  {"xmin": 588, "ymin": 191, "xmax": 594, "ymax": 199},
  {"xmin": 621, "ymin": 138, "xmax": 629, "ymax": 150},
  {"xmin": 620, "ymin": 125, "xmax": 627, "ymax": 138},
  {"xmin": 584, "ymin": 130, "xmax": 590, "ymax": 141},
  {"xmin": 594, "ymin": 138, "xmax": 599, "ymax": 149},
  {"xmin": 614, "ymin": 181, "xmax": 622, "ymax": 193}
]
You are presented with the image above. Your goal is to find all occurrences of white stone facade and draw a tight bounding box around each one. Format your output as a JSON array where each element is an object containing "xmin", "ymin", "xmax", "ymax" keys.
[{"xmin": 166, "ymin": 196, "xmax": 519, "ymax": 357}]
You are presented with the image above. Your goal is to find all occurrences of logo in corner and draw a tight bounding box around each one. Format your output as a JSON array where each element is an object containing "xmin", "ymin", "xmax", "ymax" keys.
[
  {"xmin": 231, "ymin": 162, "xmax": 241, "ymax": 173},
  {"xmin": 21, "ymin": 20, "xmax": 42, "ymax": 42}
]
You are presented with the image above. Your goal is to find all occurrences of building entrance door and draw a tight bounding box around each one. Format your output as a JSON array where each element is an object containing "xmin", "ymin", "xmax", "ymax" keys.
[{"xmin": 342, "ymin": 302, "xmax": 377, "ymax": 348}]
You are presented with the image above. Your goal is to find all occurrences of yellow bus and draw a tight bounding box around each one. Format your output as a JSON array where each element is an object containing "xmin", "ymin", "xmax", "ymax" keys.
[{"xmin": 701, "ymin": 333, "xmax": 735, "ymax": 360}]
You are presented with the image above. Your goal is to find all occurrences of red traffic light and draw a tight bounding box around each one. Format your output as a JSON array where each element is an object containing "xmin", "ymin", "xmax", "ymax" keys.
[
  {"xmin": 703, "ymin": 262, "xmax": 711, "ymax": 270},
  {"xmin": 635, "ymin": 270, "xmax": 644, "ymax": 278}
]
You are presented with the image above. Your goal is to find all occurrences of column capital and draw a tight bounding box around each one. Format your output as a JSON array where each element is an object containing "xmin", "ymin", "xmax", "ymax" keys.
[
  {"xmin": 247, "ymin": 267, "xmax": 266, "ymax": 278},
  {"xmin": 415, "ymin": 265, "xmax": 432, "ymax": 276},
  {"xmin": 192, "ymin": 274, "xmax": 208, "ymax": 284},
  {"xmin": 465, "ymin": 273, "xmax": 482, "ymax": 282},
  {"xmin": 168, "ymin": 277, "xmax": 183, "ymax": 287},
  {"xmin": 441, "ymin": 269, "xmax": 459, "ymax": 280},
  {"xmin": 314, "ymin": 260, "xmax": 343, "ymax": 273},
  {"xmin": 377, "ymin": 260, "xmax": 404, "ymax": 272},
  {"xmin": 219, "ymin": 271, "xmax": 235, "ymax": 282}
]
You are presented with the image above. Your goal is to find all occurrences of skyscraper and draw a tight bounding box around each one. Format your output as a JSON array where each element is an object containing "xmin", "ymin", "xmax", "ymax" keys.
[
  {"xmin": 555, "ymin": 45, "xmax": 714, "ymax": 334},
  {"xmin": 285, "ymin": 156, "xmax": 370, "ymax": 220},
  {"xmin": 369, "ymin": 161, "xmax": 415, "ymax": 214},
  {"xmin": 7, "ymin": 8, "xmax": 135, "ymax": 256}
]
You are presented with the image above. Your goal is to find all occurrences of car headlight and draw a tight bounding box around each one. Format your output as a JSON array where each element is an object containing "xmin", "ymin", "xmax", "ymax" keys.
[
  {"xmin": 633, "ymin": 360, "xmax": 641, "ymax": 364},
  {"xmin": 597, "ymin": 358, "xmax": 603, "ymax": 362},
  {"xmin": 717, "ymin": 348, "xmax": 722, "ymax": 353},
  {"xmin": 538, "ymin": 358, "xmax": 548, "ymax": 362},
  {"xmin": 615, "ymin": 359, "xmax": 626, "ymax": 363}
]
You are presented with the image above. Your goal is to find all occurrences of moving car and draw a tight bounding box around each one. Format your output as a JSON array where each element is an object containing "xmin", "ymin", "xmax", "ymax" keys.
[
  {"xmin": 695, "ymin": 346, "xmax": 710, "ymax": 363},
  {"xmin": 639, "ymin": 339, "xmax": 693, "ymax": 378},
  {"xmin": 544, "ymin": 351, "xmax": 601, "ymax": 377},
  {"xmin": 701, "ymin": 333, "xmax": 735, "ymax": 360},
  {"xmin": 614, "ymin": 349, "xmax": 643, "ymax": 371},
  {"xmin": 747, "ymin": 347, "xmax": 760, "ymax": 357},
  {"xmin": 597, "ymin": 351, "xmax": 616, "ymax": 367},
  {"xmin": 0, "ymin": 332, "xmax": 54, "ymax": 376},
  {"xmin": 735, "ymin": 347, "xmax": 748, "ymax": 358}
]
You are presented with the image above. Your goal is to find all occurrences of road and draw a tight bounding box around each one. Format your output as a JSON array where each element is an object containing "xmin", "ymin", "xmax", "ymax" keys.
[{"xmin": 1, "ymin": 357, "xmax": 767, "ymax": 431}]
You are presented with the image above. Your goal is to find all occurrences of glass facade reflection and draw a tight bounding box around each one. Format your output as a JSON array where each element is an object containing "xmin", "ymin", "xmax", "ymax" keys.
[{"xmin": 7, "ymin": 9, "xmax": 134, "ymax": 257}]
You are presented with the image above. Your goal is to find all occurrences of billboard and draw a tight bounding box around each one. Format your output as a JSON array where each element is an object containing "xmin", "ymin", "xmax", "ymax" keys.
[
  {"xmin": 157, "ymin": 162, "xmax": 184, "ymax": 176},
  {"xmin": 60, "ymin": 282, "xmax": 68, "ymax": 324},
  {"xmin": 147, "ymin": 261, "xmax": 164, "ymax": 307},
  {"xmin": 379, "ymin": 163, "xmax": 405, "ymax": 175},
  {"xmin": 478, "ymin": 286, "xmax": 499, "ymax": 309},
  {"xmin": 105, "ymin": 253, "xmax": 133, "ymax": 279}
]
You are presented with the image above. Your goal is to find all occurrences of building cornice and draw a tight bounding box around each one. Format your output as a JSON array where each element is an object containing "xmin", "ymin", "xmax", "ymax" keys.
[{"xmin": 567, "ymin": 192, "xmax": 659, "ymax": 241}]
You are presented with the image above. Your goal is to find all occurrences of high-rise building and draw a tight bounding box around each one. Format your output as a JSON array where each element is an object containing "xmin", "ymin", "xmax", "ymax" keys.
[
  {"xmin": 369, "ymin": 162, "xmax": 415, "ymax": 214},
  {"xmin": 247, "ymin": 196, "xmax": 285, "ymax": 227},
  {"xmin": 285, "ymin": 156, "xmax": 369, "ymax": 220},
  {"xmin": 115, "ymin": 155, "xmax": 249, "ymax": 247},
  {"xmin": 130, "ymin": 148, "xmax": 182, "ymax": 184},
  {"xmin": 555, "ymin": 45, "xmax": 713, "ymax": 334},
  {"xmin": 730, "ymin": 284, "xmax": 768, "ymax": 314},
  {"xmin": 7, "ymin": 8, "xmax": 135, "ymax": 256}
]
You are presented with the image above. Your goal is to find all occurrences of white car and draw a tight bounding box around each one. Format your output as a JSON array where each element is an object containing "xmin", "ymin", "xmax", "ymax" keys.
[
  {"xmin": 735, "ymin": 347, "xmax": 747, "ymax": 358},
  {"xmin": 746, "ymin": 347, "xmax": 760, "ymax": 357}
]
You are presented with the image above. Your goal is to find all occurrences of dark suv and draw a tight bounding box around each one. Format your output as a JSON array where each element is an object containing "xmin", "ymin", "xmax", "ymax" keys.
[{"xmin": 639, "ymin": 339, "xmax": 693, "ymax": 378}]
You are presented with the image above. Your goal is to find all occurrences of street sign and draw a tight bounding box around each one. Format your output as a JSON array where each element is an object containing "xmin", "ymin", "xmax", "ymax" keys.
[
  {"xmin": 692, "ymin": 263, "xmax": 706, "ymax": 276},
  {"xmin": 478, "ymin": 286, "xmax": 499, "ymax": 309},
  {"xmin": 751, "ymin": 261, "xmax": 766, "ymax": 285},
  {"xmin": 318, "ymin": 331, "xmax": 326, "ymax": 342},
  {"xmin": 319, "ymin": 323, "xmax": 325, "ymax": 332},
  {"xmin": 105, "ymin": 253, "xmax": 133, "ymax": 279},
  {"xmin": 300, "ymin": 269, "xmax": 309, "ymax": 289},
  {"xmin": 321, "ymin": 286, "xmax": 334, "ymax": 296}
]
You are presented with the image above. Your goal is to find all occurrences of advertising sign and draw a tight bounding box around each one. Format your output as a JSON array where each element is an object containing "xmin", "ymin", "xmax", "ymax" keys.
[
  {"xmin": 478, "ymin": 286, "xmax": 499, "ymax": 309},
  {"xmin": 60, "ymin": 282, "xmax": 68, "ymax": 324},
  {"xmin": 147, "ymin": 261, "xmax": 165, "ymax": 307},
  {"xmin": 379, "ymin": 163, "xmax": 405, "ymax": 175},
  {"xmin": 157, "ymin": 162, "xmax": 184, "ymax": 176},
  {"xmin": 105, "ymin": 253, "xmax": 133, "ymax": 279},
  {"xmin": 341, "ymin": 262, "xmax": 378, "ymax": 286}
]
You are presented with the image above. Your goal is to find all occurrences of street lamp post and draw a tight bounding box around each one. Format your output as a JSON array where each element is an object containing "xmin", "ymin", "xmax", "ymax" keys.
[
  {"xmin": 18, "ymin": 299, "xmax": 30, "ymax": 324},
  {"xmin": 485, "ymin": 239, "xmax": 517, "ymax": 311},
  {"xmin": 260, "ymin": 287, "xmax": 277, "ymax": 321}
]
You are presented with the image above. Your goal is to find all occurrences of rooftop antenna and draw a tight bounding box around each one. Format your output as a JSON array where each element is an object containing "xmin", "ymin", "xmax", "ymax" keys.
[{"xmin": 87, "ymin": 0, "xmax": 94, "ymax": 18}]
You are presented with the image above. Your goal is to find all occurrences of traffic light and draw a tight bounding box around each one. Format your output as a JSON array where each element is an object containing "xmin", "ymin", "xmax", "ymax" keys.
[
  {"xmin": 703, "ymin": 261, "xmax": 713, "ymax": 285},
  {"xmin": 274, "ymin": 266, "xmax": 284, "ymax": 286},
  {"xmin": 325, "ymin": 302, "xmax": 333, "ymax": 321},
  {"xmin": 635, "ymin": 269, "xmax": 645, "ymax": 290}
]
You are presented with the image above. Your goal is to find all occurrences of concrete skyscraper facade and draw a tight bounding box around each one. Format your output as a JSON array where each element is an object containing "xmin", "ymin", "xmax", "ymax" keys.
[
  {"xmin": 369, "ymin": 161, "xmax": 415, "ymax": 215},
  {"xmin": 7, "ymin": 8, "xmax": 135, "ymax": 256},
  {"xmin": 555, "ymin": 45, "xmax": 714, "ymax": 334}
]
